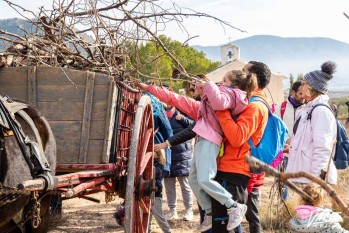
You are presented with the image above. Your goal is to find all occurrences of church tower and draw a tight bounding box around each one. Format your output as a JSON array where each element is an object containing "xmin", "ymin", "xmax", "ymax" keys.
[{"xmin": 220, "ymin": 43, "xmax": 240, "ymax": 65}]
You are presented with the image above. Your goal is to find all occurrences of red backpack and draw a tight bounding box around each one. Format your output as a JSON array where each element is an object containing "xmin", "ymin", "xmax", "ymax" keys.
[{"xmin": 280, "ymin": 101, "xmax": 287, "ymax": 120}]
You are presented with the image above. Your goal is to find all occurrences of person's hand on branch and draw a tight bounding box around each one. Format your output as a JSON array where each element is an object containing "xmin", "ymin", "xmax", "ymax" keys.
[
  {"xmin": 172, "ymin": 68, "xmax": 182, "ymax": 79},
  {"xmin": 129, "ymin": 77, "xmax": 148, "ymax": 91},
  {"xmin": 283, "ymin": 144, "xmax": 290, "ymax": 153},
  {"xmin": 154, "ymin": 142, "xmax": 168, "ymax": 151},
  {"xmin": 175, "ymin": 112, "xmax": 182, "ymax": 120}
]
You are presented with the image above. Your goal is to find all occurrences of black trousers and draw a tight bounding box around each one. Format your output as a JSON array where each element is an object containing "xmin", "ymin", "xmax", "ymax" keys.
[{"xmin": 211, "ymin": 179, "xmax": 248, "ymax": 233}]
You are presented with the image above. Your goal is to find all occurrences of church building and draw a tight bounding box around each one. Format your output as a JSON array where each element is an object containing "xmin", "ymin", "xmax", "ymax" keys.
[{"xmin": 206, "ymin": 43, "xmax": 286, "ymax": 104}]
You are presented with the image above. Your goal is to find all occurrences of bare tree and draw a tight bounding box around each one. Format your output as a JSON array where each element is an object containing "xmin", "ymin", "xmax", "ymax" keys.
[{"xmin": 0, "ymin": 0, "xmax": 245, "ymax": 80}]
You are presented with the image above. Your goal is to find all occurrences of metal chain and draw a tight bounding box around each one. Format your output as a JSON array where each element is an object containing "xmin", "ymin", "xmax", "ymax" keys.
[{"xmin": 31, "ymin": 191, "xmax": 41, "ymax": 228}]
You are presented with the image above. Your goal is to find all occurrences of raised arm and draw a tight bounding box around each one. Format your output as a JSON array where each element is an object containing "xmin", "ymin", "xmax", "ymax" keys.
[
  {"xmin": 202, "ymin": 81, "xmax": 247, "ymax": 115},
  {"xmin": 147, "ymin": 85, "xmax": 200, "ymax": 121},
  {"xmin": 154, "ymin": 122, "xmax": 196, "ymax": 151}
]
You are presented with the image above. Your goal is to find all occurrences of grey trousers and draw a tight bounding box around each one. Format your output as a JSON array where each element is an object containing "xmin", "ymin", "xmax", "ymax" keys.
[
  {"xmin": 150, "ymin": 197, "xmax": 171, "ymax": 233},
  {"xmin": 164, "ymin": 176, "xmax": 193, "ymax": 211},
  {"xmin": 245, "ymin": 189, "xmax": 261, "ymax": 233}
]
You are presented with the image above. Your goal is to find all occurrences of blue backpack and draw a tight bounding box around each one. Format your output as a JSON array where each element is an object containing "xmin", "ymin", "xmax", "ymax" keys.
[
  {"xmin": 248, "ymin": 97, "xmax": 289, "ymax": 164},
  {"xmin": 307, "ymin": 104, "xmax": 349, "ymax": 170}
]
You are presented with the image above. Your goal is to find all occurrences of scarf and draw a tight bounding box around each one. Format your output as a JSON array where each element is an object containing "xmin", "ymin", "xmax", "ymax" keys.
[{"xmin": 288, "ymin": 96, "xmax": 303, "ymax": 108}]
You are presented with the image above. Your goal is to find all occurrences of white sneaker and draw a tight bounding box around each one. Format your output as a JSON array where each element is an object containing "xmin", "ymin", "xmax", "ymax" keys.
[
  {"xmin": 164, "ymin": 209, "xmax": 178, "ymax": 220},
  {"xmin": 227, "ymin": 203, "xmax": 247, "ymax": 231},
  {"xmin": 197, "ymin": 214, "xmax": 212, "ymax": 232},
  {"xmin": 183, "ymin": 208, "xmax": 193, "ymax": 221}
]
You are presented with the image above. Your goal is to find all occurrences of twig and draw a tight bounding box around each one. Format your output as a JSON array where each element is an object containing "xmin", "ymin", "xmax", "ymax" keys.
[{"xmin": 246, "ymin": 156, "xmax": 349, "ymax": 216}]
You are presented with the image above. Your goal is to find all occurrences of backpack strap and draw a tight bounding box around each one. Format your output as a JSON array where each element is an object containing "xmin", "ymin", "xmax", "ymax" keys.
[
  {"xmin": 307, "ymin": 103, "xmax": 333, "ymax": 120},
  {"xmin": 249, "ymin": 96, "xmax": 272, "ymax": 114},
  {"xmin": 248, "ymin": 96, "xmax": 271, "ymax": 148},
  {"xmin": 280, "ymin": 101, "xmax": 287, "ymax": 120}
]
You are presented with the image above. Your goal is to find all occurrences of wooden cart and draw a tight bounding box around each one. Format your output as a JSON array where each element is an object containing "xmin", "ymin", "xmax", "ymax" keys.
[{"xmin": 0, "ymin": 66, "xmax": 155, "ymax": 233}]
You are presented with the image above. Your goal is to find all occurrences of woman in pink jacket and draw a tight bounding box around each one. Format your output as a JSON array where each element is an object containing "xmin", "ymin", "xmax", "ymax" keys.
[{"xmin": 133, "ymin": 70, "xmax": 257, "ymax": 232}]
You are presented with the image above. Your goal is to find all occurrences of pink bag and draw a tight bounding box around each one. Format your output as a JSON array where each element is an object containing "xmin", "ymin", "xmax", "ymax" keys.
[{"xmin": 270, "ymin": 150, "xmax": 284, "ymax": 168}]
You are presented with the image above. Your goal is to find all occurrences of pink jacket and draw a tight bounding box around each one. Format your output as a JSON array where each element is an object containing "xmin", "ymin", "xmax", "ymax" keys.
[{"xmin": 147, "ymin": 83, "xmax": 247, "ymax": 146}]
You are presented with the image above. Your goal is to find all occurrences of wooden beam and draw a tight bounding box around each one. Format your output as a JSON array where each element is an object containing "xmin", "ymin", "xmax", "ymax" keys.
[
  {"xmin": 102, "ymin": 80, "xmax": 117, "ymax": 163},
  {"xmin": 79, "ymin": 71, "xmax": 95, "ymax": 163},
  {"xmin": 27, "ymin": 66, "xmax": 37, "ymax": 107}
]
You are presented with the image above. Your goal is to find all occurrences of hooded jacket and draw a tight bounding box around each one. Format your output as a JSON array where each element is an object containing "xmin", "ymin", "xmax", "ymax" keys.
[
  {"xmin": 165, "ymin": 107, "xmax": 193, "ymax": 177},
  {"xmin": 286, "ymin": 95, "xmax": 337, "ymax": 184},
  {"xmin": 147, "ymin": 82, "xmax": 247, "ymax": 146}
]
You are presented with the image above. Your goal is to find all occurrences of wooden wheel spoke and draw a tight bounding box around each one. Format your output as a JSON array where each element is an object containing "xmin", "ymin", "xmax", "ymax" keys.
[
  {"xmin": 138, "ymin": 151, "xmax": 153, "ymax": 176},
  {"xmin": 139, "ymin": 198, "xmax": 150, "ymax": 213},
  {"xmin": 135, "ymin": 202, "xmax": 144, "ymax": 233}
]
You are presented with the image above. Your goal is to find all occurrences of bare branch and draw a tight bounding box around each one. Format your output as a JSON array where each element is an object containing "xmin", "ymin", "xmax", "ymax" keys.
[{"xmin": 246, "ymin": 156, "xmax": 349, "ymax": 216}]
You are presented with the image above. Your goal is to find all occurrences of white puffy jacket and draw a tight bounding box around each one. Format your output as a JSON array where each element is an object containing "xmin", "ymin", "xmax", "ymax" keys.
[{"xmin": 286, "ymin": 95, "xmax": 337, "ymax": 184}]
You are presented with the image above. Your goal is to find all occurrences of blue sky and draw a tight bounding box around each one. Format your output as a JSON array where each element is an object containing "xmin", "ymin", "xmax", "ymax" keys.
[{"xmin": 0, "ymin": 0, "xmax": 349, "ymax": 45}]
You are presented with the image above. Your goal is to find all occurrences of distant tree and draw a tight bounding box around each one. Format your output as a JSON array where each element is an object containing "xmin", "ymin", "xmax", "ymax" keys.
[
  {"xmin": 289, "ymin": 73, "xmax": 294, "ymax": 95},
  {"xmin": 297, "ymin": 73, "xmax": 303, "ymax": 81},
  {"xmin": 127, "ymin": 35, "xmax": 220, "ymax": 92}
]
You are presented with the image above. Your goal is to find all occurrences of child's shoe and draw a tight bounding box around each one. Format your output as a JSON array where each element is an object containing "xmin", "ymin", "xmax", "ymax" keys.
[
  {"xmin": 226, "ymin": 202, "xmax": 247, "ymax": 231},
  {"xmin": 197, "ymin": 214, "xmax": 212, "ymax": 232}
]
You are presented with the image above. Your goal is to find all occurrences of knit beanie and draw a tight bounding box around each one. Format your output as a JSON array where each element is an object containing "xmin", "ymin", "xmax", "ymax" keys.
[{"xmin": 304, "ymin": 61, "xmax": 336, "ymax": 94}]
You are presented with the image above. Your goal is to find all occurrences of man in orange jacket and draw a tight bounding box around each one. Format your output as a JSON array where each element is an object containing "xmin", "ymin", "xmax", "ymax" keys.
[{"xmin": 213, "ymin": 61, "xmax": 271, "ymax": 233}]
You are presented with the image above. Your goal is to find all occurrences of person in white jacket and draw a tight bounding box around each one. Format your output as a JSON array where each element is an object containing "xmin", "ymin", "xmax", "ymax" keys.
[
  {"xmin": 275, "ymin": 81, "xmax": 305, "ymax": 199},
  {"xmin": 286, "ymin": 61, "xmax": 338, "ymax": 185}
]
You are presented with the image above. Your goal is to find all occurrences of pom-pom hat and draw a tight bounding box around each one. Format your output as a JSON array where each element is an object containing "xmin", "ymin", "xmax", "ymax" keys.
[{"xmin": 304, "ymin": 61, "xmax": 336, "ymax": 94}]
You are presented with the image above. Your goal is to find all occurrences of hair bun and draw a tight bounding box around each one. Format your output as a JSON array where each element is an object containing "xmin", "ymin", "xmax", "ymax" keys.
[{"xmin": 321, "ymin": 61, "xmax": 336, "ymax": 78}]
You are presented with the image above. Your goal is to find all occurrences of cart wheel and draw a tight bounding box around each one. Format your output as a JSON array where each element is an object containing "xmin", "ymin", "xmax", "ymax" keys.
[{"xmin": 124, "ymin": 95, "xmax": 154, "ymax": 233}]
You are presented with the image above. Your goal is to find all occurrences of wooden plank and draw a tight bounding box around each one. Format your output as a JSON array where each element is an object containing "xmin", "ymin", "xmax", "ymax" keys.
[
  {"xmin": 86, "ymin": 140, "xmax": 104, "ymax": 163},
  {"xmin": 36, "ymin": 85, "xmax": 110, "ymax": 102},
  {"xmin": 50, "ymin": 121, "xmax": 82, "ymax": 140},
  {"xmin": 91, "ymin": 102, "xmax": 108, "ymax": 120},
  {"xmin": 50, "ymin": 120, "xmax": 105, "ymax": 140},
  {"xmin": 90, "ymin": 120, "xmax": 106, "ymax": 140},
  {"xmin": 56, "ymin": 139, "xmax": 104, "ymax": 164},
  {"xmin": 0, "ymin": 85, "xmax": 28, "ymax": 101},
  {"xmin": 0, "ymin": 67, "xmax": 28, "ymax": 86},
  {"xmin": 37, "ymin": 102, "xmax": 108, "ymax": 121},
  {"xmin": 102, "ymin": 80, "xmax": 117, "ymax": 163},
  {"xmin": 56, "ymin": 140, "xmax": 80, "ymax": 163},
  {"xmin": 79, "ymin": 72, "xmax": 95, "ymax": 163},
  {"xmin": 37, "ymin": 102, "xmax": 84, "ymax": 121},
  {"xmin": 36, "ymin": 67, "xmax": 112, "ymax": 85},
  {"xmin": 38, "ymin": 85, "xmax": 85, "ymax": 102},
  {"xmin": 27, "ymin": 66, "xmax": 37, "ymax": 107}
]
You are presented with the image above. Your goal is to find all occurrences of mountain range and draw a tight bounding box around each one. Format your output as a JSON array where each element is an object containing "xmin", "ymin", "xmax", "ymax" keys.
[{"xmin": 193, "ymin": 35, "xmax": 349, "ymax": 92}]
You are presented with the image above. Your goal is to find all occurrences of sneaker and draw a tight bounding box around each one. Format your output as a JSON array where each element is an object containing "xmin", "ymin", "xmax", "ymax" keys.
[
  {"xmin": 164, "ymin": 209, "xmax": 178, "ymax": 220},
  {"xmin": 197, "ymin": 214, "xmax": 212, "ymax": 232},
  {"xmin": 226, "ymin": 203, "xmax": 248, "ymax": 231},
  {"xmin": 183, "ymin": 208, "xmax": 193, "ymax": 221}
]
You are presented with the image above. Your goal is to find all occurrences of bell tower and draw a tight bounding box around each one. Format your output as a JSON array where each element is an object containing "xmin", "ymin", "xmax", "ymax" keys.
[{"xmin": 220, "ymin": 43, "xmax": 240, "ymax": 65}]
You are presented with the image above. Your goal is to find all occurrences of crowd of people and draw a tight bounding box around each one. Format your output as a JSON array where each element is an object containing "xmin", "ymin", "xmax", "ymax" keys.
[{"xmin": 130, "ymin": 60, "xmax": 347, "ymax": 232}]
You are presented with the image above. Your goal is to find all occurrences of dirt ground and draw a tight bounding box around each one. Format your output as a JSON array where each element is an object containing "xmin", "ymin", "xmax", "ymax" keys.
[
  {"xmin": 48, "ymin": 172, "xmax": 349, "ymax": 233},
  {"xmin": 48, "ymin": 177, "xmax": 278, "ymax": 233}
]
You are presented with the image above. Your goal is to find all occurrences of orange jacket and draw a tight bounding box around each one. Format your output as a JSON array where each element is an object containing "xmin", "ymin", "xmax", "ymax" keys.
[{"xmin": 216, "ymin": 90, "xmax": 269, "ymax": 177}]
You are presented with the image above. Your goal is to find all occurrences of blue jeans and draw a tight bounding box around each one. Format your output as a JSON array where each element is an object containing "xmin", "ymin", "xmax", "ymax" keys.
[{"xmin": 281, "ymin": 157, "xmax": 289, "ymax": 201}]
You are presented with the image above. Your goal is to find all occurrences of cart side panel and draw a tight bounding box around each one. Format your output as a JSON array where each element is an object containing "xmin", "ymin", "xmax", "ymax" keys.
[{"xmin": 0, "ymin": 66, "xmax": 117, "ymax": 164}]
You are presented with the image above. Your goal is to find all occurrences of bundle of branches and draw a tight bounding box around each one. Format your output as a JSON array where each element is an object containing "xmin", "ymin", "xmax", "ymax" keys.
[{"xmin": 0, "ymin": 0, "xmax": 244, "ymax": 79}]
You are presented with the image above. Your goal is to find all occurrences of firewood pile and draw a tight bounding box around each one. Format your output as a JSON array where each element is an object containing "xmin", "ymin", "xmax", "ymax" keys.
[{"xmin": 0, "ymin": 0, "xmax": 244, "ymax": 78}]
